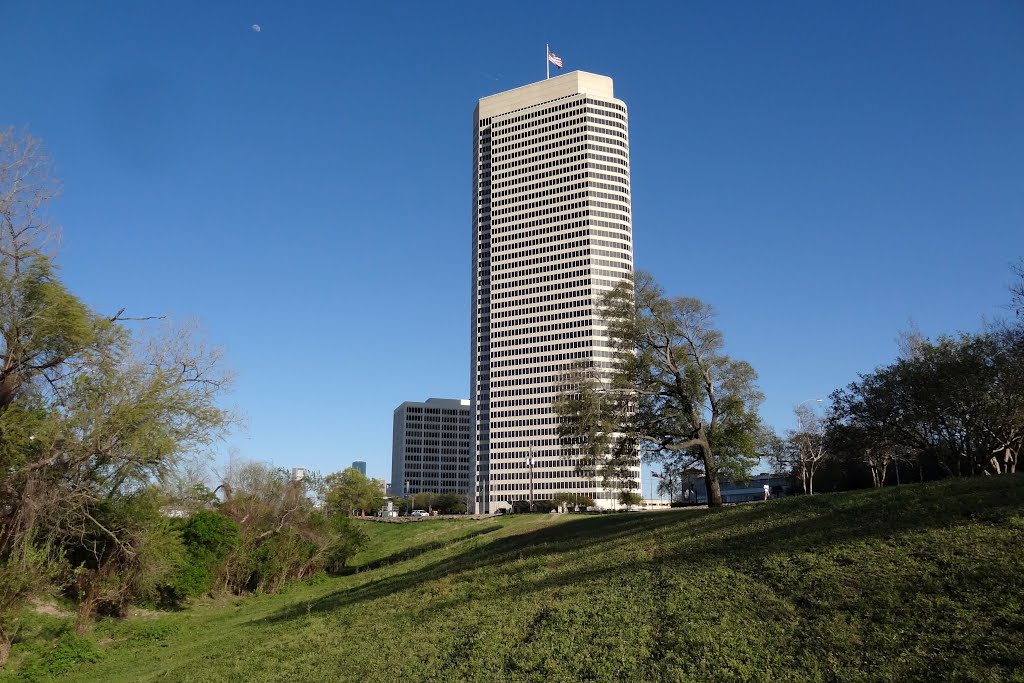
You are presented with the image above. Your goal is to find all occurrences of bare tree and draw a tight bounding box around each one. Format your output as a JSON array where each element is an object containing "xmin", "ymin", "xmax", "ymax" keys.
[{"xmin": 787, "ymin": 404, "xmax": 830, "ymax": 495}]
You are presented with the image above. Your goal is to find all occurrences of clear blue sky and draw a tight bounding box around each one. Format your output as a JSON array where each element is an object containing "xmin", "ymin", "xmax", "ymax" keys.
[{"xmin": 3, "ymin": 1, "xmax": 1022, "ymax": 485}]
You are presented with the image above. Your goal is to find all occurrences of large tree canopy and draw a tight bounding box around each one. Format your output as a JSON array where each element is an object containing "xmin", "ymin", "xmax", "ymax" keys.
[
  {"xmin": 556, "ymin": 272, "xmax": 765, "ymax": 507},
  {"xmin": 829, "ymin": 328, "xmax": 1023, "ymax": 482}
]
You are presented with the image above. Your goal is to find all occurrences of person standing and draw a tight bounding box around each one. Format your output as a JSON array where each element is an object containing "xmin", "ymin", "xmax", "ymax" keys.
[{"xmin": 763, "ymin": 483, "xmax": 771, "ymax": 501}]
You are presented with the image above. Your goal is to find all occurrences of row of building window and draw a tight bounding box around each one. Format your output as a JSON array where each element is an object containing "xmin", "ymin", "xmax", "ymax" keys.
[
  {"xmin": 490, "ymin": 149, "xmax": 628, "ymax": 184},
  {"xmin": 491, "ymin": 219, "xmax": 630, "ymax": 252},
  {"xmin": 490, "ymin": 297, "xmax": 592, "ymax": 321},
  {"xmin": 402, "ymin": 454, "xmax": 470, "ymax": 462},
  {"xmin": 491, "ymin": 317, "xmax": 595, "ymax": 340},
  {"xmin": 403, "ymin": 414, "xmax": 470, "ymax": 423},
  {"xmin": 490, "ymin": 209, "xmax": 630, "ymax": 243},
  {"xmin": 490, "ymin": 158, "xmax": 628, "ymax": 191},
  {"xmin": 491, "ymin": 173, "xmax": 628, "ymax": 202},
  {"xmin": 491, "ymin": 107, "xmax": 627, "ymax": 146},
  {"xmin": 490, "ymin": 97, "xmax": 626, "ymax": 137},
  {"xmin": 491, "ymin": 337, "xmax": 609, "ymax": 359},
  {"xmin": 492, "ymin": 189, "xmax": 630, "ymax": 219},
  {"xmin": 490, "ymin": 348, "xmax": 617, "ymax": 369},
  {"xmin": 491, "ymin": 276, "xmax": 590, "ymax": 302},
  {"xmin": 494, "ymin": 124, "xmax": 628, "ymax": 159},
  {"xmin": 492, "ymin": 180, "xmax": 628, "ymax": 211},
  {"xmin": 404, "ymin": 447, "xmax": 471, "ymax": 454},
  {"xmin": 491, "ymin": 112, "xmax": 626, "ymax": 152},
  {"xmin": 492, "ymin": 236, "xmax": 630, "ymax": 266},
  {"xmin": 405, "ymin": 406, "xmax": 469, "ymax": 415},
  {"xmin": 491, "ymin": 285, "xmax": 593, "ymax": 311},
  {"xmin": 492, "ymin": 139, "xmax": 628, "ymax": 173},
  {"xmin": 490, "ymin": 327, "xmax": 598, "ymax": 349}
]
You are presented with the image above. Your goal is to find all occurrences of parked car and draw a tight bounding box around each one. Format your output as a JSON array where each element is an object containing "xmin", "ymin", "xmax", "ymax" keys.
[{"xmin": 410, "ymin": 509, "xmax": 429, "ymax": 517}]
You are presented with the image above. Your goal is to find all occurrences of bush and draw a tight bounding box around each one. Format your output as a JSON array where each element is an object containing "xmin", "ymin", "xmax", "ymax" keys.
[{"xmin": 166, "ymin": 510, "xmax": 241, "ymax": 601}]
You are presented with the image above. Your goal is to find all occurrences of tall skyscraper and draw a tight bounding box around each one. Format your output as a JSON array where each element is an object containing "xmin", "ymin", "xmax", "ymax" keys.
[
  {"xmin": 470, "ymin": 71, "xmax": 638, "ymax": 513},
  {"xmin": 352, "ymin": 461, "xmax": 367, "ymax": 476}
]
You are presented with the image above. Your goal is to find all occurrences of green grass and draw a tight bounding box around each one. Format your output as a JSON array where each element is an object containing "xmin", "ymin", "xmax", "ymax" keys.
[{"xmin": 3, "ymin": 476, "xmax": 1023, "ymax": 682}]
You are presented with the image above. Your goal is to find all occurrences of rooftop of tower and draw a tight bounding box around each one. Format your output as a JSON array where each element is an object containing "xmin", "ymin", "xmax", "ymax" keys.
[{"xmin": 476, "ymin": 70, "xmax": 615, "ymax": 119}]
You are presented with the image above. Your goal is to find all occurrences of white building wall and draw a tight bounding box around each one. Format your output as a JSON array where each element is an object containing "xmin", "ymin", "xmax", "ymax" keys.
[
  {"xmin": 391, "ymin": 398, "xmax": 472, "ymax": 498},
  {"xmin": 471, "ymin": 71, "xmax": 639, "ymax": 513}
]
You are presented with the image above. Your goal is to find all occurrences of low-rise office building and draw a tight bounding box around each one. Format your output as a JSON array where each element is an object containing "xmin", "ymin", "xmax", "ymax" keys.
[{"xmin": 391, "ymin": 398, "xmax": 472, "ymax": 497}]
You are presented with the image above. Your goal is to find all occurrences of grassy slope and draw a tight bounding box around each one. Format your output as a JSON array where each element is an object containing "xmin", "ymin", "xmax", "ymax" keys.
[{"xmin": 3, "ymin": 476, "xmax": 1023, "ymax": 682}]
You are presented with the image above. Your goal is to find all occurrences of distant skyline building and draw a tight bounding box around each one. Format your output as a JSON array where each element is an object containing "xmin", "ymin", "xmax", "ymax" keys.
[
  {"xmin": 352, "ymin": 460, "xmax": 367, "ymax": 476},
  {"xmin": 470, "ymin": 71, "xmax": 638, "ymax": 513},
  {"xmin": 391, "ymin": 398, "xmax": 472, "ymax": 498}
]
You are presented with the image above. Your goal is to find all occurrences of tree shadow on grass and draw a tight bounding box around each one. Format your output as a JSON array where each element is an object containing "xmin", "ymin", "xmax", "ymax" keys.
[
  {"xmin": 256, "ymin": 475, "xmax": 1024, "ymax": 626},
  {"xmin": 342, "ymin": 524, "xmax": 504, "ymax": 575}
]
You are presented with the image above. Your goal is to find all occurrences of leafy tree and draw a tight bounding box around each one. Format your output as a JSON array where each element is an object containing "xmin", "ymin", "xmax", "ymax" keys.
[
  {"xmin": 829, "ymin": 330, "xmax": 1023, "ymax": 482},
  {"xmin": 433, "ymin": 493, "xmax": 468, "ymax": 515},
  {"xmin": 556, "ymin": 272, "xmax": 765, "ymax": 507},
  {"xmin": 170, "ymin": 510, "xmax": 241, "ymax": 600},
  {"xmin": 618, "ymin": 490, "xmax": 643, "ymax": 508},
  {"xmin": 325, "ymin": 467, "xmax": 384, "ymax": 516},
  {"xmin": 218, "ymin": 461, "xmax": 367, "ymax": 593},
  {"xmin": 550, "ymin": 492, "xmax": 595, "ymax": 511},
  {"xmin": 0, "ymin": 129, "xmax": 235, "ymax": 644}
]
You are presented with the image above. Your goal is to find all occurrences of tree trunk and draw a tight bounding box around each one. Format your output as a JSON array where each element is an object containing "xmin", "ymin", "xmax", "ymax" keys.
[
  {"xmin": 701, "ymin": 446, "xmax": 723, "ymax": 507},
  {"xmin": 75, "ymin": 588, "xmax": 98, "ymax": 634},
  {"xmin": 0, "ymin": 625, "xmax": 10, "ymax": 666}
]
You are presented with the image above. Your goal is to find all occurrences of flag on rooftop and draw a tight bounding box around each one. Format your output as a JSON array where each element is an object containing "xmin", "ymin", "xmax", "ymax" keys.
[{"xmin": 547, "ymin": 49, "xmax": 563, "ymax": 69}]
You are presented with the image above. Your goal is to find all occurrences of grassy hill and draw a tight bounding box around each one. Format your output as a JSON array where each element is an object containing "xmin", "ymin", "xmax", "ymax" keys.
[{"xmin": 3, "ymin": 476, "xmax": 1023, "ymax": 682}]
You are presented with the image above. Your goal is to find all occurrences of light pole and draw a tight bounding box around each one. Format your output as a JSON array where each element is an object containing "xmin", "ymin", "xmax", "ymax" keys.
[
  {"xmin": 794, "ymin": 398, "xmax": 823, "ymax": 424},
  {"xmin": 404, "ymin": 480, "xmax": 410, "ymax": 515},
  {"xmin": 528, "ymin": 443, "xmax": 535, "ymax": 512}
]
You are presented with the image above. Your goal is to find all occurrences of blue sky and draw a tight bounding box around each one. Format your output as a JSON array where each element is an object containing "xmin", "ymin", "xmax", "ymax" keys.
[{"xmin": 3, "ymin": 1, "xmax": 1022, "ymax": 486}]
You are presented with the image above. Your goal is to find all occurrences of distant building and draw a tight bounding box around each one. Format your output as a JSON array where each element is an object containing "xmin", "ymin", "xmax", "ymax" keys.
[
  {"xmin": 371, "ymin": 478, "xmax": 387, "ymax": 495},
  {"xmin": 352, "ymin": 461, "xmax": 367, "ymax": 476},
  {"xmin": 391, "ymin": 398, "xmax": 472, "ymax": 497},
  {"xmin": 687, "ymin": 473, "xmax": 793, "ymax": 505},
  {"xmin": 290, "ymin": 467, "xmax": 307, "ymax": 482}
]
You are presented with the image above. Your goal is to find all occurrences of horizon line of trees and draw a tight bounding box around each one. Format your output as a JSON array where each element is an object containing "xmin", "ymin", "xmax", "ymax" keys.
[{"xmin": 555, "ymin": 264, "xmax": 1022, "ymax": 506}]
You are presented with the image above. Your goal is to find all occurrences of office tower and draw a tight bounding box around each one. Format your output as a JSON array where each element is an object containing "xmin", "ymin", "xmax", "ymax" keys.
[
  {"xmin": 352, "ymin": 461, "xmax": 367, "ymax": 476},
  {"xmin": 391, "ymin": 398, "xmax": 472, "ymax": 498},
  {"xmin": 470, "ymin": 71, "xmax": 638, "ymax": 513}
]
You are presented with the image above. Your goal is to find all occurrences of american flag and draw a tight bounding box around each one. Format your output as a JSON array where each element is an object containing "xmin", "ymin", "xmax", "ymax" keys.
[{"xmin": 547, "ymin": 50, "xmax": 564, "ymax": 69}]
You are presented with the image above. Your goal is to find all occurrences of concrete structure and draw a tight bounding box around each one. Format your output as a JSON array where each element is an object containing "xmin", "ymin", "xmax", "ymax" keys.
[
  {"xmin": 470, "ymin": 71, "xmax": 638, "ymax": 513},
  {"xmin": 391, "ymin": 398, "xmax": 472, "ymax": 497},
  {"xmin": 352, "ymin": 460, "xmax": 367, "ymax": 476},
  {"xmin": 290, "ymin": 467, "xmax": 307, "ymax": 483}
]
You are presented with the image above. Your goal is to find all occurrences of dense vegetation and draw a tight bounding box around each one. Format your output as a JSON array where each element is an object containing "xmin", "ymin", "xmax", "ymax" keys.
[
  {"xmin": 1, "ymin": 476, "xmax": 1020, "ymax": 681},
  {"xmin": 0, "ymin": 130, "xmax": 369, "ymax": 660}
]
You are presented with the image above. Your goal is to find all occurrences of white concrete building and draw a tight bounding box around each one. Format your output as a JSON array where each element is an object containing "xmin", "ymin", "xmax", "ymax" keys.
[
  {"xmin": 390, "ymin": 398, "xmax": 472, "ymax": 497},
  {"xmin": 470, "ymin": 71, "xmax": 639, "ymax": 513}
]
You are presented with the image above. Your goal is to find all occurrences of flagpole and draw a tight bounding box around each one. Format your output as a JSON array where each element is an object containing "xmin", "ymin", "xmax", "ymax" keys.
[{"xmin": 546, "ymin": 43, "xmax": 550, "ymax": 80}]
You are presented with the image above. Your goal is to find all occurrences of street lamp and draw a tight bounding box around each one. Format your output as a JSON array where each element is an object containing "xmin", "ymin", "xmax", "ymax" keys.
[
  {"xmin": 794, "ymin": 398, "xmax": 823, "ymax": 429},
  {"xmin": 527, "ymin": 443, "xmax": 535, "ymax": 512}
]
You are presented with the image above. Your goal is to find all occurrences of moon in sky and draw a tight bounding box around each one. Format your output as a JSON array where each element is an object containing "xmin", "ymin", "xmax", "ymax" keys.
[{"xmin": 251, "ymin": 24, "xmax": 261, "ymax": 33}]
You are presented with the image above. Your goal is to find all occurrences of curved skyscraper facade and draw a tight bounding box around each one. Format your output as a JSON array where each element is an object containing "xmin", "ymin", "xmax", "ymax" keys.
[{"xmin": 470, "ymin": 71, "xmax": 638, "ymax": 513}]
